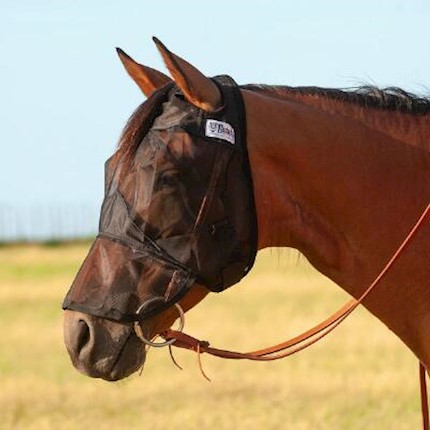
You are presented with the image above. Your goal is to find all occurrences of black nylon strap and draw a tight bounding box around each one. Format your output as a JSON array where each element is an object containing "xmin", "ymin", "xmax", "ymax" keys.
[{"xmin": 211, "ymin": 75, "xmax": 258, "ymax": 282}]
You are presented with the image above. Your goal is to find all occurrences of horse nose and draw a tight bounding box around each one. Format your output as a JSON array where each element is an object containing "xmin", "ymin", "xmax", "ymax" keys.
[
  {"xmin": 63, "ymin": 311, "xmax": 104, "ymax": 377},
  {"xmin": 63, "ymin": 310, "xmax": 146, "ymax": 381},
  {"xmin": 73, "ymin": 318, "xmax": 91, "ymax": 356},
  {"xmin": 63, "ymin": 312, "xmax": 97, "ymax": 360}
]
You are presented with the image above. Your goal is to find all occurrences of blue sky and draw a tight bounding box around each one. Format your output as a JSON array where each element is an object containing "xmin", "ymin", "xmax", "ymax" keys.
[{"xmin": 2, "ymin": 0, "xmax": 429, "ymax": 209}]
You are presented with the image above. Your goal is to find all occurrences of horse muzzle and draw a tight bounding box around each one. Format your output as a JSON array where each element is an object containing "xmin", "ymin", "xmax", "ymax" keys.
[{"xmin": 63, "ymin": 309, "xmax": 146, "ymax": 381}]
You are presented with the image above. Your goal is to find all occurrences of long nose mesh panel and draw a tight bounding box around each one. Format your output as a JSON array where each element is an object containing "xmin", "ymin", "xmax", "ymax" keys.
[{"xmin": 63, "ymin": 75, "xmax": 257, "ymax": 322}]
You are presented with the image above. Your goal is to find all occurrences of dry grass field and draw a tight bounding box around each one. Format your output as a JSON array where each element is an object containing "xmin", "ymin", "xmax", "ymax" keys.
[{"xmin": 0, "ymin": 243, "xmax": 422, "ymax": 429}]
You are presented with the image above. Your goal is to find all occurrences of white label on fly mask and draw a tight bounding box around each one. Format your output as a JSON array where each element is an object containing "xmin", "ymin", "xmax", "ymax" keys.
[{"xmin": 205, "ymin": 119, "xmax": 235, "ymax": 145}]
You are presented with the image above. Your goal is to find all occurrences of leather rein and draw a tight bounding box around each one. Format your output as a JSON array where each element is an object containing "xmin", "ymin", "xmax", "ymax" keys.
[{"xmin": 159, "ymin": 203, "xmax": 430, "ymax": 429}]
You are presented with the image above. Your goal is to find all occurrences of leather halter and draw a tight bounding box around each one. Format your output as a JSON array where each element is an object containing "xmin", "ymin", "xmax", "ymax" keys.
[{"xmin": 162, "ymin": 203, "xmax": 430, "ymax": 430}]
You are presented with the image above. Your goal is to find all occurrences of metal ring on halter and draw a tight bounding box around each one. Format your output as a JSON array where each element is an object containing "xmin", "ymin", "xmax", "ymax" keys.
[{"xmin": 134, "ymin": 303, "xmax": 185, "ymax": 348}]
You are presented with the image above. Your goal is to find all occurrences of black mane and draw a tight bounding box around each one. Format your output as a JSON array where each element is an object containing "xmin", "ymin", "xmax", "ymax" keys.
[
  {"xmin": 242, "ymin": 84, "xmax": 430, "ymax": 115},
  {"xmin": 115, "ymin": 81, "xmax": 430, "ymax": 167}
]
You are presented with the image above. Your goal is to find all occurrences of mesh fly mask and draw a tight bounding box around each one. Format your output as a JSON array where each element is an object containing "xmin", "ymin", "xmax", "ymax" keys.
[{"xmin": 62, "ymin": 76, "xmax": 258, "ymax": 323}]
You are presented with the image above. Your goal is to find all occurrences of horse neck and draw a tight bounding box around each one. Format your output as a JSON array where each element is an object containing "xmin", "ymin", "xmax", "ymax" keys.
[{"xmin": 242, "ymin": 88, "xmax": 430, "ymax": 366}]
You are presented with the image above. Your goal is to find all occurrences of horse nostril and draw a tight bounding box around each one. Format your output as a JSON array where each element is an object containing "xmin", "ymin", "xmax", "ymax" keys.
[
  {"xmin": 76, "ymin": 319, "xmax": 91, "ymax": 354},
  {"xmin": 64, "ymin": 310, "xmax": 147, "ymax": 380}
]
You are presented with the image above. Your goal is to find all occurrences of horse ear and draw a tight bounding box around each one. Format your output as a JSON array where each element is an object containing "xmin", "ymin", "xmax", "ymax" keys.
[
  {"xmin": 116, "ymin": 48, "xmax": 171, "ymax": 97},
  {"xmin": 152, "ymin": 37, "xmax": 221, "ymax": 112}
]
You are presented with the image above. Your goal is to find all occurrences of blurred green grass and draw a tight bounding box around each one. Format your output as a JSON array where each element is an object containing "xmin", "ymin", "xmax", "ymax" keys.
[{"xmin": 0, "ymin": 243, "xmax": 421, "ymax": 429}]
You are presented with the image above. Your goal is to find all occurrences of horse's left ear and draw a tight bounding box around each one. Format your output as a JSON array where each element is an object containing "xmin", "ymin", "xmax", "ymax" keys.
[
  {"xmin": 152, "ymin": 37, "xmax": 222, "ymax": 112},
  {"xmin": 116, "ymin": 47, "xmax": 172, "ymax": 97}
]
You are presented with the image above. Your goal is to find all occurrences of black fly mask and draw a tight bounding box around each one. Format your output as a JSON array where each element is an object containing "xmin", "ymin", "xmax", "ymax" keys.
[{"xmin": 62, "ymin": 76, "xmax": 258, "ymax": 322}]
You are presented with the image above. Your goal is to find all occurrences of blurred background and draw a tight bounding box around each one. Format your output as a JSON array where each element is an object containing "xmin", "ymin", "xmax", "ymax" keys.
[
  {"xmin": 1, "ymin": 0, "xmax": 429, "ymax": 242},
  {"xmin": 1, "ymin": 1, "xmax": 429, "ymax": 429}
]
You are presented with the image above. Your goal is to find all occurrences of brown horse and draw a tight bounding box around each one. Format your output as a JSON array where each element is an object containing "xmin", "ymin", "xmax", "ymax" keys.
[{"xmin": 63, "ymin": 39, "xmax": 430, "ymax": 386}]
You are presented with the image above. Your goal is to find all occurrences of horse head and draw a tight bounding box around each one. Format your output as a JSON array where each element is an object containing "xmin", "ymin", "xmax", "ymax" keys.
[{"xmin": 62, "ymin": 38, "xmax": 257, "ymax": 380}]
